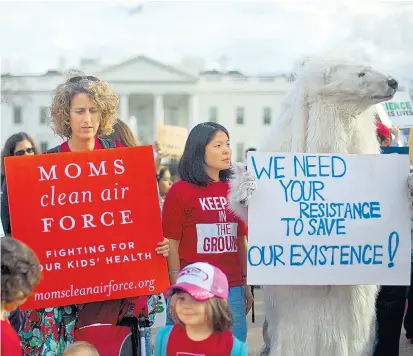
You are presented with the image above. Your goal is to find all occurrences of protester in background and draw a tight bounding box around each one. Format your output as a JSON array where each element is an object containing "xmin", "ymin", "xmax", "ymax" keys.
[
  {"xmin": 375, "ymin": 283, "xmax": 409, "ymax": 356},
  {"xmin": 376, "ymin": 121, "xmax": 391, "ymax": 147},
  {"xmin": 154, "ymin": 141, "xmax": 170, "ymax": 173},
  {"xmin": 0, "ymin": 132, "xmax": 40, "ymax": 335},
  {"xmin": 404, "ymin": 259, "xmax": 413, "ymax": 344},
  {"xmin": 1, "ymin": 132, "xmax": 39, "ymax": 235},
  {"xmin": 1, "ymin": 237, "xmax": 41, "ymax": 356},
  {"xmin": 375, "ymin": 119, "xmax": 404, "ymax": 147},
  {"xmin": 403, "ymin": 217, "xmax": 413, "ymax": 344},
  {"xmin": 157, "ymin": 167, "xmax": 172, "ymax": 209},
  {"xmin": 374, "ymin": 136, "xmax": 412, "ymax": 356},
  {"xmin": 163, "ymin": 122, "xmax": 253, "ymax": 342},
  {"xmin": 17, "ymin": 75, "xmax": 170, "ymax": 356},
  {"xmin": 1, "ymin": 132, "xmax": 39, "ymax": 185},
  {"xmin": 104, "ymin": 119, "xmax": 141, "ymax": 147}
]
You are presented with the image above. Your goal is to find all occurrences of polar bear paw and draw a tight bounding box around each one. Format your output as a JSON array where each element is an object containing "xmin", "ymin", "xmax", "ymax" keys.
[
  {"xmin": 228, "ymin": 162, "xmax": 257, "ymax": 223},
  {"xmin": 230, "ymin": 161, "xmax": 257, "ymax": 207}
]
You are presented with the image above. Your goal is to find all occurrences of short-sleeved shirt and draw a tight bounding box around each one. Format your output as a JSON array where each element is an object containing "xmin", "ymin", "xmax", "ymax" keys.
[
  {"xmin": 162, "ymin": 180, "xmax": 247, "ymax": 287},
  {"xmin": 167, "ymin": 324, "xmax": 234, "ymax": 356}
]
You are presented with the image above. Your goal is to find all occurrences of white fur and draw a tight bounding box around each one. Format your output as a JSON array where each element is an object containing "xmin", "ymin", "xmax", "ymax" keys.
[
  {"xmin": 229, "ymin": 57, "xmax": 400, "ymax": 356},
  {"xmin": 228, "ymin": 161, "xmax": 257, "ymax": 222}
]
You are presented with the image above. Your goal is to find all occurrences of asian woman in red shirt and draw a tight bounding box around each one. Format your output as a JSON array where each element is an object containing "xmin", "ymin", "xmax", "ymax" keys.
[{"xmin": 162, "ymin": 122, "xmax": 253, "ymax": 342}]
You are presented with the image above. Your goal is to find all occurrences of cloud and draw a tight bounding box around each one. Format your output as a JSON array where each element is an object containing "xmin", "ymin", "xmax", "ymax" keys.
[{"xmin": 0, "ymin": 1, "xmax": 412, "ymax": 79}]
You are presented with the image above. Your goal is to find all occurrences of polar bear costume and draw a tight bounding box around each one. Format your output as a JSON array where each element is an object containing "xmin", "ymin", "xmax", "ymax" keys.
[{"xmin": 229, "ymin": 57, "xmax": 403, "ymax": 356}]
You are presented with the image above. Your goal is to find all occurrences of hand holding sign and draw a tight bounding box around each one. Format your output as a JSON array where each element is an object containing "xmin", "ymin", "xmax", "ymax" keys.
[
  {"xmin": 5, "ymin": 146, "xmax": 169, "ymax": 309},
  {"xmin": 247, "ymin": 152, "xmax": 411, "ymax": 286},
  {"xmin": 154, "ymin": 140, "xmax": 170, "ymax": 159}
]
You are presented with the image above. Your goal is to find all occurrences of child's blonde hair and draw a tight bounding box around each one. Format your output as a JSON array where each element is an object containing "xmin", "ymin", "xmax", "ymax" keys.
[
  {"xmin": 62, "ymin": 341, "xmax": 99, "ymax": 356},
  {"xmin": 170, "ymin": 290, "xmax": 233, "ymax": 332}
]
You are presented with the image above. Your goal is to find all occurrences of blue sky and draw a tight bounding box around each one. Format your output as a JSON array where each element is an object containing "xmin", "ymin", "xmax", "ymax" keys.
[{"xmin": 0, "ymin": 1, "xmax": 412, "ymax": 78}]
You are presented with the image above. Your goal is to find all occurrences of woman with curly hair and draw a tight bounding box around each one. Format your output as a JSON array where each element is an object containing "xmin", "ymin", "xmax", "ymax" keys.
[
  {"xmin": 18, "ymin": 75, "xmax": 170, "ymax": 355},
  {"xmin": 47, "ymin": 75, "xmax": 122, "ymax": 152},
  {"xmin": 1, "ymin": 237, "xmax": 41, "ymax": 355}
]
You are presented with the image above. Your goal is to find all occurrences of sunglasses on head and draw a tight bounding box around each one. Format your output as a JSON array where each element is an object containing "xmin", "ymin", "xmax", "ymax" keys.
[
  {"xmin": 14, "ymin": 147, "xmax": 34, "ymax": 156},
  {"xmin": 67, "ymin": 76, "xmax": 100, "ymax": 83}
]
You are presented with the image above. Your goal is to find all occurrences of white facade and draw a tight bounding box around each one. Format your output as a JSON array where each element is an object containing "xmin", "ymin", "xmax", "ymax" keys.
[{"xmin": 1, "ymin": 55, "xmax": 294, "ymax": 161}]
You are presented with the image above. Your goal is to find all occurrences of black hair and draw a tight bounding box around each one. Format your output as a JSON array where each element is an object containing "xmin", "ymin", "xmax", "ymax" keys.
[
  {"xmin": 1, "ymin": 132, "xmax": 39, "ymax": 180},
  {"xmin": 179, "ymin": 122, "xmax": 231, "ymax": 186},
  {"xmin": 245, "ymin": 147, "xmax": 257, "ymax": 153},
  {"xmin": 157, "ymin": 167, "xmax": 170, "ymax": 182},
  {"xmin": 169, "ymin": 159, "xmax": 179, "ymax": 178}
]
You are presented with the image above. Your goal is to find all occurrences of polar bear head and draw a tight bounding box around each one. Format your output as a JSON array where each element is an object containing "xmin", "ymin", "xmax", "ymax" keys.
[
  {"xmin": 296, "ymin": 57, "xmax": 398, "ymax": 112},
  {"xmin": 260, "ymin": 57, "xmax": 398, "ymax": 154}
]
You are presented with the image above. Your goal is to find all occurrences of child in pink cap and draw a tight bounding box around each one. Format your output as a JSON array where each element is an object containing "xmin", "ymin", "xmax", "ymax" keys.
[{"xmin": 154, "ymin": 262, "xmax": 247, "ymax": 355}]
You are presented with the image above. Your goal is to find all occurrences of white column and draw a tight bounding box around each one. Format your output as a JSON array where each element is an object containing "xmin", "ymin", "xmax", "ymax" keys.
[
  {"xmin": 188, "ymin": 94, "xmax": 198, "ymax": 130},
  {"xmin": 154, "ymin": 94, "xmax": 164, "ymax": 139},
  {"xmin": 120, "ymin": 95, "xmax": 129, "ymax": 122},
  {"xmin": 128, "ymin": 115, "xmax": 139, "ymax": 140}
]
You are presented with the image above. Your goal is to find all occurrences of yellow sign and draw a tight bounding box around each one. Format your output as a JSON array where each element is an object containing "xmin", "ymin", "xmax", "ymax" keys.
[{"xmin": 156, "ymin": 125, "xmax": 188, "ymax": 158}]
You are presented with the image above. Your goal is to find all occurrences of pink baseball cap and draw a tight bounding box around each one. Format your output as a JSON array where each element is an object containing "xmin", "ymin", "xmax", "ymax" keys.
[{"xmin": 165, "ymin": 262, "xmax": 229, "ymax": 301}]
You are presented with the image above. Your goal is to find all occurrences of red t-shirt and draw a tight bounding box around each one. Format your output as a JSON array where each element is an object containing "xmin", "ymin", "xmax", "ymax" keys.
[
  {"xmin": 162, "ymin": 180, "xmax": 247, "ymax": 287},
  {"xmin": 59, "ymin": 138, "xmax": 123, "ymax": 152},
  {"xmin": 1, "ymin": 319, "xmax": 22, "ymax": 356},
  {"xmin": 167, "ymin": 324, "xmax": 233, "ymax": 356}
]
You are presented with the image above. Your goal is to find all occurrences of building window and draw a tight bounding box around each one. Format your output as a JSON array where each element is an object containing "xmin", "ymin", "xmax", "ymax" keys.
[
  {"xmin": 40, "ymin": 106, "xmax": 48, "ymax": 124},
  {"xmin": 40, "ymin": 142, "xmax": 48, "ymax": 152},
  {"xmin": 236, "ymin": 107, "xmax": 245, "ymax": 125},
  {"xmin": 237, "ymin": 142, "xmax": 245, "ymax": 162},
  {"xmin": 209, "ymin": 106, "xmax": 218, "ymax": 122},
  {"xmin": 263, "ymin": 107, "xmax": 271, "ymax": 125},
  {"xmin": 13, "ymin": 106, "xmax": 22, "ymax": 124}
]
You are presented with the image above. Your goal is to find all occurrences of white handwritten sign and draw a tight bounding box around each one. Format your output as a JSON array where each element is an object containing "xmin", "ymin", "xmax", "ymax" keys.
[{"xmin": 247, "ymin": 152, "xmax": 411, "ymax": 285}]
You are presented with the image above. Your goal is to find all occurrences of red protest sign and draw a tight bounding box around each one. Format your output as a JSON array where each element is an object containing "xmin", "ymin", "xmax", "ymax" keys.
[{"xmin": 4, "ymin": 146, "xmax": 169, "ymax": 309}]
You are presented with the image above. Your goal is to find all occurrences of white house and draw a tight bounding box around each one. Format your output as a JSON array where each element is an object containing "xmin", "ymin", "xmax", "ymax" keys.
[{"xmin": 1, "ymin": 55, "xmax": 294, "ymax": 161}]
